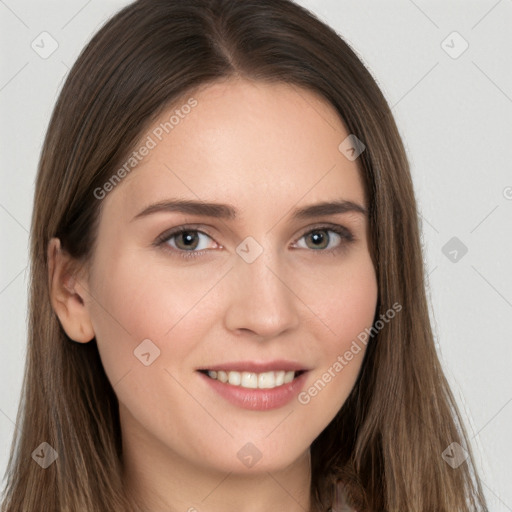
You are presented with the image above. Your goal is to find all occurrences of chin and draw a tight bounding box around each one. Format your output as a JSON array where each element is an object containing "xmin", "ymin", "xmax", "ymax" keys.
[{"xmin": 201, "ymin": 440, "xmax": 311, "ymax": 475}]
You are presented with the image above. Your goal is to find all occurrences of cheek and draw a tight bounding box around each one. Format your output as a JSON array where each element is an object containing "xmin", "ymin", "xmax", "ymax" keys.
[
  {"xmin": 294, "ymin": 253, "xmax": 377, "ymax": 424},
  {"xmin": 85, "ymin": 249, "xmax": 225, "ymax": 384},
  {"xmin": 84, "ymin": 253, "xmax": 226, "ymax": 448},
  {"xmin": 84, "ymin": 251, "xmax": 200, "ymax": 382},
  {"xmin": 330, "ymin": 268, "xmax": 377, "ymax": 344},
  {"xmin": 303, "ymin": 251, "xmax": 378, "ymax": 348}
]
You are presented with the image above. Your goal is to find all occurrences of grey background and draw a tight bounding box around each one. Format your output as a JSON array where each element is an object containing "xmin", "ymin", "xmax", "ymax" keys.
[{"xmin": 1, "ymin": 0, "xmax": 511, "ymax": 509}]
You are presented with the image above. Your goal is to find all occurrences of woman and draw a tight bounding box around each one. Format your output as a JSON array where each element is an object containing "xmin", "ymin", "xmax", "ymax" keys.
[{"xmin": 0, "ymin": 0, "xmax": 489, "ymax": 510}]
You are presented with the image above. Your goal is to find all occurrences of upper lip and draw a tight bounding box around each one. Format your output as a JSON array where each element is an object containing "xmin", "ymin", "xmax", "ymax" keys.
[{"xmin": 197, "ymin": 360, "xmax": 309, "ymax": 373}]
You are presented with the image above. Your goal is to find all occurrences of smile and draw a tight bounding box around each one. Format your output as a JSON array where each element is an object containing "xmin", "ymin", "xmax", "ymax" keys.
[
  {"xmin": 204, "ymin": 370, "xmax": 303, "ymax": 389},
  {"xmin": 197, "ymin": 363, "xmax": 309, "ymax": 410}
]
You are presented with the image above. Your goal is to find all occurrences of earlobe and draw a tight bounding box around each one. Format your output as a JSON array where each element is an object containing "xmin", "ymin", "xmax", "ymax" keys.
[{"xmin": 47, "ymin": 237, "xmax": 95, "ymax": 343}]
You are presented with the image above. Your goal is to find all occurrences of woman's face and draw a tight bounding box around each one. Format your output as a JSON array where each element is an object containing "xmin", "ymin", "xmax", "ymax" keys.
[{"xmin": 80, "ymin": 78, "xmax": 377, "ymax": 476}]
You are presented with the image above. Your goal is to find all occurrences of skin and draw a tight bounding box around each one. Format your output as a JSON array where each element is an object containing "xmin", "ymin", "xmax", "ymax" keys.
[{"xmin": 49, "ymin": 78, "xmax": 378, "ymax": 512}]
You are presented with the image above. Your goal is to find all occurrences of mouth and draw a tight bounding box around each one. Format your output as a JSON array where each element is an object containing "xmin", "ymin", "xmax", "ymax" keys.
[
  {"xmin": 196, "ymin": 362, "xmax": 310, "ymax": 410},
  {"xmin": 198, "ymin": 369, "xmax": 307, "ymax": 390},
  {"xmin": 197, "ymin": 360, "xmax": 310, "ymax": 411}
]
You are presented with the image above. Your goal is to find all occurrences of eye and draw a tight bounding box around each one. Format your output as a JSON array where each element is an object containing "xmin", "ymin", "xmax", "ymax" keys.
[
  {"xmin": 155, "ymin": 226, "xmax": 218, "ymax": 259},
  {"xmin": 294, "ymin": 224, "xmax": 355, "ymax": 252},
  {"xmin": 153, "ymin": 226, "xmax": 220, "ymax": 259}
]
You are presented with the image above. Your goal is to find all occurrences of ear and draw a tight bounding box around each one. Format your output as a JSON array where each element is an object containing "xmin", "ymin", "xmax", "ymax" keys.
[{"xmin": 47, "ymin": 237, "xmax": 95, "ymax": 343}]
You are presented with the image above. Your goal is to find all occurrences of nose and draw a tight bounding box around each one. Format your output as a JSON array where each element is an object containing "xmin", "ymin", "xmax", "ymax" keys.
[{"xmin": 223, "ymin": 247, "xmax": 300, "ymax": 340}]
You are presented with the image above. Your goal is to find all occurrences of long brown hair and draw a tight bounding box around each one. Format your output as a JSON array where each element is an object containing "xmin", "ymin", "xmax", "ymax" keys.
[{"xmin": 1, "ymin": 0, "xmax": 488, "ymax": 510}]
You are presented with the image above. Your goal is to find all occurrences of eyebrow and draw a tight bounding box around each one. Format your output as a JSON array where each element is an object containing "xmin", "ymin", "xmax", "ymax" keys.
[{"xmin": 131, "ymin": 198, "xmax": 367, "ymax": 222}]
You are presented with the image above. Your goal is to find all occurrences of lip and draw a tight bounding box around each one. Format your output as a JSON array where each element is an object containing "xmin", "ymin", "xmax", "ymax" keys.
[
  {"xmin": 198, "ymin": 369, "xmax": 309, "ymax": 411},
  {"xmin": 197, "ymin": 360, "xmax": 309, "ymax": 373}
]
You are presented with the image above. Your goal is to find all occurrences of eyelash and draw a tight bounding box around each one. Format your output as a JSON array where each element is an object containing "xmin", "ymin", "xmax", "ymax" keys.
[{"xmin": 153, "ymin": 223, "xmax": 355, "ymax": 261}]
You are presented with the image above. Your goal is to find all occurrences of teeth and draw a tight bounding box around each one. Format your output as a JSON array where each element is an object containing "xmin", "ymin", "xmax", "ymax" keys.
[
  {"xmin": 206, "ymin": 370, "xmax": 297, "ymax": 389},
  {"xmin": 242, "ymin": 372, "xmax": 258, "ymax": 388},
  {"xmin": 258, "ymin": 372, "xmax": 274, "ymax": 389},
  {"xmin": 284, "ymin": 371, "xmax": 294, "ymax": 384},
  {"xmin": 228, "ymin": 372, "xmax": 241, "ymax": 386}
]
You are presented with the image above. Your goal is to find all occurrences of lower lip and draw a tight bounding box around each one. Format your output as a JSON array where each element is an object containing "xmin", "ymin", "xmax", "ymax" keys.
[{"xmin": 198, "ymin": 371, "xmax": 308, "ymax": 411}]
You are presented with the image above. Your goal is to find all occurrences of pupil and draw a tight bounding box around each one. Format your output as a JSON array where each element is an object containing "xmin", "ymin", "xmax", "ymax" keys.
[
  {"xmin": 310, "ymin": 231, "xmax": 327, "ymax": 249},
  {"xmin": 181, "ymin": 231, "xmax": 197, "ymax": 247}
]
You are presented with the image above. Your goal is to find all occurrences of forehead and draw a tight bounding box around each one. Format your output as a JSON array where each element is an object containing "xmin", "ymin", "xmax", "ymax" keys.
[{"xmin": 105, "ymin": 78, "xmax": 366, "ymax": 221}]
